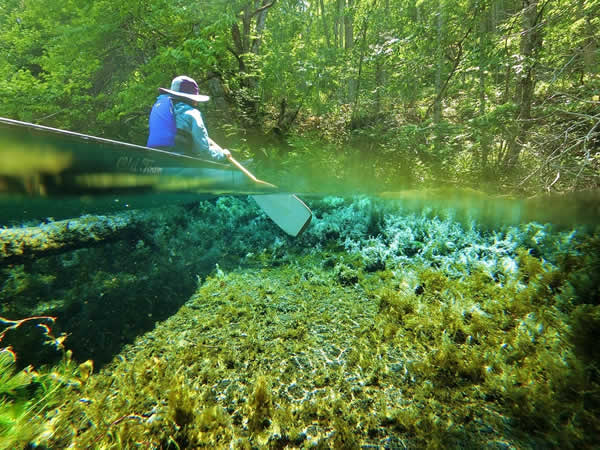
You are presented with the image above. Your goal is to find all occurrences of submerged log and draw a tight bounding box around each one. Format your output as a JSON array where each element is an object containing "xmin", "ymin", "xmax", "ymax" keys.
[{"xmin": 0, "ymin": 213, "xmax": 142, "ymax": 264}]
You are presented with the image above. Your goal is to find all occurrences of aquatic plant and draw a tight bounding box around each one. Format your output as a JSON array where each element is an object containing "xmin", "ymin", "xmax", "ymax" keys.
[
  {"xmin": 0, "ymin": 347, "xmax": 82, "ymax": 448},
  {"xmin": 31, "ymin": 226, "xmax": 599, "ymax": 447},
  {"xmin": 0, "ymin": 349, "xmax": 39, "ymax": 448},
  {"xmin": 248, "ymin": 374, "xmax": 273, "ymax": 432},
  {"xmin": 1, "ymin": 196, "xmax": 598, "ymax": 448}
]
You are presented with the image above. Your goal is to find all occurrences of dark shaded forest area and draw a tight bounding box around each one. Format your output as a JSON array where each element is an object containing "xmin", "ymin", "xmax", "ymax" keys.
[{"xmin": 1, "ymin": 0, "xmax": 598, "ymax": 194}]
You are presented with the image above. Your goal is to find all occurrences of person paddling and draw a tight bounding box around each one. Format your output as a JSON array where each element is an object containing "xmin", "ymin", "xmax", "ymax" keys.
[
  {"xmin": 145, "ymin": 76, "xmax": 312, "ymax": 237},
  {"xmin": 147, "ymin": 75, "xmax": 230, "ymax": 160}
]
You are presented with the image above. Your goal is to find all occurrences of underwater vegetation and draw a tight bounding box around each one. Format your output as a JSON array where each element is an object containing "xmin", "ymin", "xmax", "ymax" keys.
[
  {"xmin": 0, "ymin": 198, "xmax": 290, "ymax": 367},
  {"xmin": 0, "ymin": 346, "xmax": 87, "ymax": 449},
  {"xmin": 0, "ymin": 195, "xmax": 599, "ymax": 448}
]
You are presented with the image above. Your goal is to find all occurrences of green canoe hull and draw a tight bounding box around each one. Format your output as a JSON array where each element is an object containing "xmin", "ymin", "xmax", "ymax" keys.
[{"xmin": 0, "ymin": 116, "xmax": 274, "ymax": 196}]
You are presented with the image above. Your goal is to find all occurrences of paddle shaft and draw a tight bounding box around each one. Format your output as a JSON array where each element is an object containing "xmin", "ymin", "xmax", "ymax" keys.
[{"xmin": 208, "ymin": 138, "xmax": 276, "ymax": 189}]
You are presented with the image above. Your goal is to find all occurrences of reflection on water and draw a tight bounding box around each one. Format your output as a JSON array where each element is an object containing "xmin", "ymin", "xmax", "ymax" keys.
[
  {"xmin": 3, "ymin": 185, "xmax": 598, "ymax": 229},
  {"xmin": 0, "ymin": 191, "xmax": 216, "ymax": 226},
  {"xmin": 0, "ymin": 117, "xmax": 273, "ymax": 212},
  {"xmin": 379, "ymin": 187, "xmax": 600, "ymax": 228}
]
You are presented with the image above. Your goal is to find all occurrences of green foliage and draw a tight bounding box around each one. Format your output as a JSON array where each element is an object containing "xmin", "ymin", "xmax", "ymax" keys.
[
  {"xmin": 0, "ymin": 350, "xmax": 39, "ymax": 449},
  {"xmin": 0, "ymin": 351, "xmax": 31, "ymax": 398},
  {"xmin": 0, "ymin": 349, "xmax": 79, "ymax": 448},
  {"xmin": 0, "ymin": 0, "xmax": 598, "ymax": 192}
]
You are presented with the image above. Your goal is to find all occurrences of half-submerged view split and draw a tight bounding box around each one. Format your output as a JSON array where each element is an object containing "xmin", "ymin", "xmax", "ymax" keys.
[{"xmin": 1, "ymin": 1, "xmax": 599, "ymax": 448}]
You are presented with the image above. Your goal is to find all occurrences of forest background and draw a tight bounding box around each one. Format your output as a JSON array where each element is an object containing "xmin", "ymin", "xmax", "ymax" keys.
[{"xmin": 0, "ymin": 0, "xmax": 598, "ymax": 195}]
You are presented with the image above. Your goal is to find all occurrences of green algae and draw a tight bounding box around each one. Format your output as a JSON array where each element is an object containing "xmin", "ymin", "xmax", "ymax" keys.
[
  {"xmin": 23, "ymin": 240, "xmax": 599, "ymax": 449},
  {"xmin": 1, "ymin": 196, "xmax": 599, "ymax": 448}
]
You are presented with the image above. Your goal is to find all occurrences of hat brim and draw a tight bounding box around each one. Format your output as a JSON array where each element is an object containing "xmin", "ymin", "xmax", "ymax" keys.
[{"xmin": 159, "ymin": 87, "xmax": 210, "ymax": 102}]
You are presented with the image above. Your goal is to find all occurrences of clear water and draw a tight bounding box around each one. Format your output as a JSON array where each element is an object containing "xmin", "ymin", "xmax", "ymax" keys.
[{"xmin": 1, "ymin": 133, "xmax": 599, "ymax": 448}]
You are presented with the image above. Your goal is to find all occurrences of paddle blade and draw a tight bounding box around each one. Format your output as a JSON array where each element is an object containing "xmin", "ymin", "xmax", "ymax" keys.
[{"xmin": 252, "ymin": 194, "xmax": 312, "ymax": 237}]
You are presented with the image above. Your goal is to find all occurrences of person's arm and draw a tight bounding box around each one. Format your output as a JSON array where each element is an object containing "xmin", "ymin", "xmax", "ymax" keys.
[
  {"xmin": 208, "ymin": 137, "xmax": 231, "ymax": 158},
  {"xmin": 187, "ymin": 109, "xmax": 228, "ymax": 160}
]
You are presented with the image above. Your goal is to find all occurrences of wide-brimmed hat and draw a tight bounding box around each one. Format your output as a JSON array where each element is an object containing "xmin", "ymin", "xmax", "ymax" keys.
[{"xmin": 159, "ymin": 75, "xmax": 210, "ymax": 102}]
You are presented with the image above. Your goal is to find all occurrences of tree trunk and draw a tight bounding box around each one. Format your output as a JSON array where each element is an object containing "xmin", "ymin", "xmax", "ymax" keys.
[
  {"xmin": 517, "ymin": 0, "xmax": 540, "ymax": 124},
  {"xmin": 335, "ymin": 0, "xmax": 343, "ymax": 48},
  {"xmin": 433, "ymin": 1, "xmax": 444, "ymax": 123},
  {"xmin": 478, "ymin": 10, "xmax": 487, "ymax": 116},
  {"xmin": 579, "ymin": 0, "xmax": 598, "ymax": 76},
  {"xmin": 334, "ymin": 1, "xmax": 338, "ymax": 48},
  {"xmin": 0, "ymin": 213, "xmax": 143, "ymax": 264},
  {"xmin": 374, "ymin": 58, "xmax": 383, "ymax": 116},
  {"xmin": 230, "ymin": 1, "xmax": 277, "ymax": 73},
  {"xmin": 228, "ymin": 1, "xmax": 276, "ymax": 119},
  {"xmin": 505, "ymin": 0, "xmax": 543, "ymax": 169},
  {"xmin": 478, "ymin": 7, "xmax": 490, "ymax": 176},
  {"xmin": 319, "ymin": 0, "xmax": 331, "ymax": 48},
  {"xmin": 346, "ymin": 0, "xmax": 359, "ymax": 102},
  {"xmin": 502, "ymin": 37, "xmax": 511, "ymax": 103},
  {"xmin": 251, "ymin": 2, "xmax": 270, "ymax": 55},
  {"xmin": 351, "ymin": 6, "xmax": 369, "ymax": 120},
  {"xmin": 344, "ymin": 0, "xmax": 354, "ymax": 51}
]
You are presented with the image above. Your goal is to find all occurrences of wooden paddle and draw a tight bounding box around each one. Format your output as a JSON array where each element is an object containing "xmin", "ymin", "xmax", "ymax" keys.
[
  {"xmin": 208, "ymin": 138, "xmax": 312, "ymax": 237},
  {"xmin": 225, "ymin": 153, "xmax": 276, "ymax": 189}
]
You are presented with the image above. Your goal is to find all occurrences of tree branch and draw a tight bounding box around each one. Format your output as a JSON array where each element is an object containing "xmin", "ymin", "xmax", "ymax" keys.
[
  {"xmin": 427, "ymin": 23, "xmax": 474, "ymax": 117},
  {"xmin": 251, "ymin": 0, "xmax": 277, "ymax": 18}
]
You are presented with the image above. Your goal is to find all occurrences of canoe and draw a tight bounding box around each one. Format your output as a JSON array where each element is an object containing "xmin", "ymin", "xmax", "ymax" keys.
[
  {"xmin": 0, "ymin": 117, "xmax": 312, "ymax": 237},
  {"xmin": 0, "ymin": 116, "xmax": 276, "ymax": 197}
]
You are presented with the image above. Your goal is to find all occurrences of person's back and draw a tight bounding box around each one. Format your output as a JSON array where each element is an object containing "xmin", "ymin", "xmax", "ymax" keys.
[
  {"xmin": 147, "ymin": 75, "xmax": 228, "ymax": 160},
  {"xmin": 171, "ymin": 100, "xmax": 211, "ymax": 157},
  {"xmin": 147, "ymin": 94, "xmax": 176, "ymax": 148}
]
